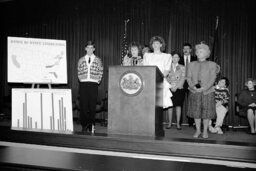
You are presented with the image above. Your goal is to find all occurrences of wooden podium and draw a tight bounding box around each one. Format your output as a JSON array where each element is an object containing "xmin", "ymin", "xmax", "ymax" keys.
[{"xmin": 108, "ymin": 66, "xmax": 164, "ymax": 137}]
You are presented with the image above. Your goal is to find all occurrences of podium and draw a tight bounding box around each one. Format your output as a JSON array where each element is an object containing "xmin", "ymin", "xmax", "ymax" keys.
[{"xmin": 108, "ymin": 66, "xmax": 164, "ymax": 137}]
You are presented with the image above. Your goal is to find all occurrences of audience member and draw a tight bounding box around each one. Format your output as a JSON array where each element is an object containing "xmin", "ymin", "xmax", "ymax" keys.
[{"xmin": 180, "ymin": 43, "xmax": 197, "ymax": 127}]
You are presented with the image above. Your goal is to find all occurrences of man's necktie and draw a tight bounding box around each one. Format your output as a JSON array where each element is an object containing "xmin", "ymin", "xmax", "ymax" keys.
[
  {"xmin": 185, "ymin": 56, "xmax": 189, "ymax": 77},
  {"xmin": 88, "ymin": 57, "xmax": 91, "ymax": 64}
]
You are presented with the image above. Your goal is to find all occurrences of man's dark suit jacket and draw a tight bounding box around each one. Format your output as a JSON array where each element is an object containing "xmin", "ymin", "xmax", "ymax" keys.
[
  {"xmin": 179, "ymin": 55, "xmax": 197, "ymax": 66},
  {"xmin": 180, "ymin": 55, "xmax": 197, "ymax": 89}
]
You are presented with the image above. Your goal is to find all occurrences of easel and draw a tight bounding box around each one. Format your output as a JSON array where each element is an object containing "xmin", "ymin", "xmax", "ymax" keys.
[{"xmin": 31, "ymin": 83, "xmax": 52, "ymax": 89}]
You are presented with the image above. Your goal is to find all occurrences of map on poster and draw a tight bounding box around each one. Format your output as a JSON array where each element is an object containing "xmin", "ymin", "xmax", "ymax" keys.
[{"xmin": 8, "ymin": 37, "xmax": 67, "ymax": 84}]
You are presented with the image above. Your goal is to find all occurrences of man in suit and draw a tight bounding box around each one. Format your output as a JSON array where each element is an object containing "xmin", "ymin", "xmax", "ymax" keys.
[{"xmin": 180, "ymin": 43, "xmax": 197, "ymax": 128}]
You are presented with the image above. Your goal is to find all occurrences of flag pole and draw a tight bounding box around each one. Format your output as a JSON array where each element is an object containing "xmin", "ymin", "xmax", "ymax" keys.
[
  {"xmin": 211, "ymin": 16, "xmax": 219, "ymax": 62},
  {"xmin": 121, "ymin": 19, "xmax": 130, "ymax": 65}
]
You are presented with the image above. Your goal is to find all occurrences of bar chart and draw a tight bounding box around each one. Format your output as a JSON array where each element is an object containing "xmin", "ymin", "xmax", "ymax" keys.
[{"xmin": 12, "ymin": 88, "xmax": 73, "ymax": 132}]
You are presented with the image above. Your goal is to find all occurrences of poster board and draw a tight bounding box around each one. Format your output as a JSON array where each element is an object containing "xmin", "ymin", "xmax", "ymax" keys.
[
  {"xmin": 12, "ymin": 89, "xmax": 73, "ymax": 133},
  {"xmin": 8, "ymin": 37, "xmax": 67, "ymax": 84}
]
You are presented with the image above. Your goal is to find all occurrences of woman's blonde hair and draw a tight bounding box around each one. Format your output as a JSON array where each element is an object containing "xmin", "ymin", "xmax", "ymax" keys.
[{"xmin": 195, "ymin": 42, "xmax": 211, "ymax": 58}]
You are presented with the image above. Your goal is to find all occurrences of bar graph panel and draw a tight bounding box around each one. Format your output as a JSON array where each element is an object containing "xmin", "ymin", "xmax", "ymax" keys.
[{"xmin": 12, "ymin": 88, "xmax": 73, "ymax": 132}]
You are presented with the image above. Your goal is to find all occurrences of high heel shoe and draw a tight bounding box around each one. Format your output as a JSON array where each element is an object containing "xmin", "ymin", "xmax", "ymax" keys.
[
  {"xmin": 176, "ymin": 126, "xmax": 182, "ymax": 130},
  {"xmin": 166, "ymin": 124, "xmax": 172, "ymax": 129}
]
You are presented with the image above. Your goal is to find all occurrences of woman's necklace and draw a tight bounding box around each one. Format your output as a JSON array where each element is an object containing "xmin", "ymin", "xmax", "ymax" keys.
[{"xmin": 249, "ymin": 89, "xmax": 255, "ymax": 96}]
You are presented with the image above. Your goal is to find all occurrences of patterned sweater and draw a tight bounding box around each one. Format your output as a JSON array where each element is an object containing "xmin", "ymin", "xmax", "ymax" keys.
[
  {"xmin": 215, "ymin": 86, "xmax": 230, "ymax": 107},
  {"xmin": 77, "ymin": 55, "xmax": 103, "ymax": 84}
]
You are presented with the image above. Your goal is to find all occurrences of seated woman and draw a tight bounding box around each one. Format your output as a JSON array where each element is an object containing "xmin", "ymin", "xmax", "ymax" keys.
[
  {"xmin": 238, "ymin": 78, "xmax": 256, "ymax": 134},
  {"xmin": 166, "ymin": 51, "xmax": 185, "ymax": 130},
  {"xmin": 122, "ymin": 41, "xmax": 143, "ymax": 66}
]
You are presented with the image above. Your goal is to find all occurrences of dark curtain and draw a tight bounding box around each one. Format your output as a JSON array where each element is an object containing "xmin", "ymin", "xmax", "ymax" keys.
[{"xmin": 0, "ymin": 0, "xmax": 255, "ymax": 126}]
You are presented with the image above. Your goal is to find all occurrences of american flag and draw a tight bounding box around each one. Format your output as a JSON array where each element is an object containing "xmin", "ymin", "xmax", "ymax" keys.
[
  {"xmin": 121, "ymin": 19, "xmax": 129, "ymax": 64},
  {"xmin": 210, "ymin": 16, "xmax": 221, "ymax": 79},
  {"xmin": 210, "ymin": 16, "xmax": 219, "ymax": 63}
]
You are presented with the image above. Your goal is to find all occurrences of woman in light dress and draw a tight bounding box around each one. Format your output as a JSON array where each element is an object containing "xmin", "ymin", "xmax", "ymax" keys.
[{"xmin": 143, "ymin": 36, "xmax": 173, "ymax": 109}]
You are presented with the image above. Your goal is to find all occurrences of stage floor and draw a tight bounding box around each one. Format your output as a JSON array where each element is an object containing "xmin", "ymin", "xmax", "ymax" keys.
[
  {"xmin": 1, "ymin": 117, "xmax": 256, "ymax": 167},
  {"xmin": 1, "ymin": 141, "xmax": 255, "ymax": 170},
  {"xmin": 0, "ymin": 118, "xmax": 256, "ymax": 144}
]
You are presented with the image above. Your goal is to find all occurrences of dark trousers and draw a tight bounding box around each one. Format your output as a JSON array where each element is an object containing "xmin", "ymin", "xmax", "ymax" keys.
[
  {"xmin": 183, "ymin": 81, "xmax": 194, "ymax": 126},
  {"xmin": 79, "ymin": 82, "xmax": 98, "ymax": 127}
]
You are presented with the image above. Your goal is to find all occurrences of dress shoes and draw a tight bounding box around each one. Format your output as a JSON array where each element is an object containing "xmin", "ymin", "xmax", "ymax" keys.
[
  {"xmin": 166, "ymin": 124, "xmax": 172, "ymax": 129},
  {"xmin": 176, "ymin": 127, "xmax": 182, "ymax": 130}
]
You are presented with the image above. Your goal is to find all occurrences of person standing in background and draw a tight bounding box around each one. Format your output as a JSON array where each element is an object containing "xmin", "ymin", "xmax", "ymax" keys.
[
  {"xmin": 142, "ymin": 45, "xmax": 151, "ymax": 57},
  {"xmin": 166, "ymin": 51, "xmax": 185, "ymax": 130},
  {"xmin": 180, "ymin": 43, "xmax": 197, "ymax": 128},
  {"xmin": 77, "ymin": 41, "xmax": 103, "ymax": 133},
  {"xmin": 187, "ymin": 43, "xmax": 217, "ymax": 139}
]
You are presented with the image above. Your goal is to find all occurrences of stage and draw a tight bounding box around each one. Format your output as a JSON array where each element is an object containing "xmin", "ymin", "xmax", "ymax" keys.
[{"xmin": 0, "ymin": 118, "xmax": 256, "ymax": 170}]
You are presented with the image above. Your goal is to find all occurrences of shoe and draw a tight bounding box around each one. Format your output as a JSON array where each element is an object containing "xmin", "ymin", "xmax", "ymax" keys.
[
  {"xmin": 247, "ymin": 131, "xmax": 256, "ymax": 135},
  {"xmin": 177, "ymin": 125, "xmax": 182, "ymax": 130},
  {"xmin": 202, "ymin": 133, "xmax": 209, "ymax": 139},
  {"xmin": 91, "ymin": 125, "xmax": 95, "ymax": 134},
  {"xmin": 216, "ymin": 127, "xmax": 223, "ymax": 134},
  {"xmin": 209, "ymin": 126, "xmax": 217, "ymax": 133},
  {"xmin": 193, "ymin": 131, "xmax": 201, "ymax": 138},
  {"xmin": 166, "ymin": 124, "xmax": 172, "ymax": 129}
]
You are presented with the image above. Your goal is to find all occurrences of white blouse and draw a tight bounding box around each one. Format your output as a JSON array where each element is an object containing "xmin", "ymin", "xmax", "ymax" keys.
[
  {"xmin": 143, "ymin": 52, "xmax": 172, "ymax": 75},
  {"xmin": 143, "ymin": 52, "xmax": 173, "ymax": 108}
]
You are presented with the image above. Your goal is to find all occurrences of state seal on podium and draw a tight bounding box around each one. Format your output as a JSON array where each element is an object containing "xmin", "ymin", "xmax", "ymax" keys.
[{"xmin": 119, "ymin": 70, "xmax": 143, "ymax": 96}]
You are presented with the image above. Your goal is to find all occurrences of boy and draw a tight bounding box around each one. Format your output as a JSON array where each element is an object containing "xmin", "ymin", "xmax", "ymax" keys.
[
  {"xmin": 77, "ymin": 41, "xmax": 103, "ymax": 133},
  {"xmin": 209, "ymin": 77, "xmax": 230, "ymax": 134}
]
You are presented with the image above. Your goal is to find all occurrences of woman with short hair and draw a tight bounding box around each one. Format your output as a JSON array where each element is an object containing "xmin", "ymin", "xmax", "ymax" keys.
[
  {"xmin": 187, "ymin": 43, "xmax": 217, "ymax": 139},
  {"xmin": 238, "ymin": 78, "xmax": 256, "ymax": 134}
]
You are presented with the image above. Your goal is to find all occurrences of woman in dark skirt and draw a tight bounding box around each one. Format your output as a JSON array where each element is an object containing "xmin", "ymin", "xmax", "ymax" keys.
[
  {"xmin": 187, "ymin": 43, "xmax": 217, "ymax": 139},
  {"xmin": 238, "ymin": 78, "xmax": 256, "ymax": 134},
  {"xmin": 166, "ymin": 51, "xmax": 185, "ymax": 130}
]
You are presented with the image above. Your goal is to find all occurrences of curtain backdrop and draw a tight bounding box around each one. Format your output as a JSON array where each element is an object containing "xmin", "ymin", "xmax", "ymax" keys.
[{"xmin": 0, "ymin": 0, "xmax": 255, "ymax": 126}]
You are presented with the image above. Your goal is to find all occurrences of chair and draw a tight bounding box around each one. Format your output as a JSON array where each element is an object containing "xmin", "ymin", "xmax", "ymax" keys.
[{"xmin": 233, "ymin": 93, "xmax": 248, "ymax": 129}]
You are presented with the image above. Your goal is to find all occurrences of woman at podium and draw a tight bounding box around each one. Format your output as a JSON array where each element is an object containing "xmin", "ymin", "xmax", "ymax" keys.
[
  {"xmin": 122, "ymin": 41, "xmax": 143, "ymax": 66},
  {"xmin": 143, "ymin": 36, "xmax": 173, "ymax": 109}
]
